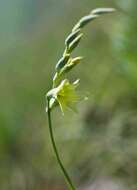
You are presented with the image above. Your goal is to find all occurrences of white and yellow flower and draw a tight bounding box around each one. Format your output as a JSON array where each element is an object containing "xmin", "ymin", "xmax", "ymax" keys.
[{"xmin": 47, "ymin": 79, "xmax": 80, "ymax": 114}]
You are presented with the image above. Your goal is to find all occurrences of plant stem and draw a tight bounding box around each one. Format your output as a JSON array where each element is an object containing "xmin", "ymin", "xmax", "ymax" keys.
[{"xmin": 47, "ymin": 98, "xmax": 76, "ymax": 190}]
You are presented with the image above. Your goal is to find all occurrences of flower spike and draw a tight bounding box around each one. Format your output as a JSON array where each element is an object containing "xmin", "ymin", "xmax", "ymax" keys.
[{"xmin": 46, "ymin": 7, "xmax": 115, "ymax": 190}]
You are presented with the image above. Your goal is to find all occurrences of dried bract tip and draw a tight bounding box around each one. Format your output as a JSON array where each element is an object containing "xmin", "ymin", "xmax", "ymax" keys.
[{"xmin": 91, "ymin": 8, "xmax": 116, "ymax": 15}]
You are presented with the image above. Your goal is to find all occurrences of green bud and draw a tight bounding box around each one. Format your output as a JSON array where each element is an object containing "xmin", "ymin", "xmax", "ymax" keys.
[
  {"xmin": 65, "ymin": 29, "xmax": 81, "ymax": 47},
  {"xmin": 79, "ymin": 14, "xmax": 99, "ymax": 27},
  {"xmin": 69, "ymin": 56, "xmax": 83, "ymax": 66},
  {"xmin": 72, "ymin": 23, "xmax": 81, "ymax": 32},
  {"xmin": 72, "ymin": 14, "xmax": 98, "ymax": 32},
  {"xmin": 55, "ymin": 54, "xmax": 70, "ymax": 72},
  {"xmin": 68, "ymin": 33, "xmax": 83, "ymax": 53},
  {"xmin": 61, "ymin": 57, "xmax": 83, "ymax": 74},
  {"xmin": 91, "ymin": 8, "xmax": 116, "ymax": 15}
]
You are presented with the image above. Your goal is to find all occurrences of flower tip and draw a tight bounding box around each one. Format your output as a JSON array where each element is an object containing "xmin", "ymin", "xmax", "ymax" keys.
[
  {"xmin": 75, "ymin": 56, "xmax": 84, "ymax": 61},
  {"xmin": 91, "ymin": 8, "xmax": 116, "ymax": 15}
]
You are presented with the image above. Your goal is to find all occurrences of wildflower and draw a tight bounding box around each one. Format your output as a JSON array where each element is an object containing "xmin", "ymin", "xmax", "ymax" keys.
[
  {"xmin": 47, "ymin": 79, "xmax": 80, "ymax": 114},
  {"xmin": 46, "ymin": 8, "xmax": 115, "ymax": 190}
]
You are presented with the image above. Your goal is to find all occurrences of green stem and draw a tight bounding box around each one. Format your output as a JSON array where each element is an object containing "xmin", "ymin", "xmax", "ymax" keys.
[{"xmin": 47, "ymin": 98, "xmax": 76, "ymax": 190}]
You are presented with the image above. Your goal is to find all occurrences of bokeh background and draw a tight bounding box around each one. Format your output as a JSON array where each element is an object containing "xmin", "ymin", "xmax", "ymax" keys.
[{"xmin": 0, "ymin": 0, "xmax": 137, "ymax": 189}]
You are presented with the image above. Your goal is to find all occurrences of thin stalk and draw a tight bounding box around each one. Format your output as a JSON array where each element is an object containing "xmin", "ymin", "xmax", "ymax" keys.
[{"xmin": 47, "ymin": 98, "xmax": 76, "ymax": 190}]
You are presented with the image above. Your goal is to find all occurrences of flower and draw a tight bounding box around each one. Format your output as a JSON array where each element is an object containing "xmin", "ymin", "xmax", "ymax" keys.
[{"xmin": 47, "ymin": 79, "xmax": 80, "ymax": 114}]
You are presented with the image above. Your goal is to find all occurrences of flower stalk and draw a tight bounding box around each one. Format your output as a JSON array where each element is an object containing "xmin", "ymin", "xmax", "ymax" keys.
[{"xmin": 47, "ymin": 97, "xmax": 76, "ymax": 190}]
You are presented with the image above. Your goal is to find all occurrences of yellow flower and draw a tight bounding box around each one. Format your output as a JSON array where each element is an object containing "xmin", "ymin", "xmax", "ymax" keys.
[{"xmin": 47, "ymin": 79, "xmax": 80, "ymax": 114}]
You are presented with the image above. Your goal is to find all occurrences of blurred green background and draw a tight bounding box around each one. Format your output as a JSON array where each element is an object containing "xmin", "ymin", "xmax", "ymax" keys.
[{"xmin": 0, "ymin": 0, "xmax": 137, "ymax": 189}]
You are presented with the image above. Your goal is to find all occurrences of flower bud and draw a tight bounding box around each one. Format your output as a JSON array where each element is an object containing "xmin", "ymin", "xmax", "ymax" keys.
[
  {"xmin": 55, "ymin": 54, "xmax": 70, "ymax": 72},
  {"xmin": 72, "ymin": 14, "xmax": 98, "ymax": 32},
  {"xmin": 79, "ymin": 14, "xmax": 99, "ymax": 28},
  {"xmin": 61, "ymin": 57, "xmax": 83, "ymax": 74},
  {"xmin": 91, "ymin": 8, "xmax": 116, "ymax": 15},
  {"xmin": 65, "ymin": 29, "xmax": 81, "ymax": 47},
  {"xmin": 70, "ymin": 57, "xmax": 83, "ymax": 65},
  {"xmin": 68, "ymin": 33, "xmax": 83, "ymax": 53}
]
